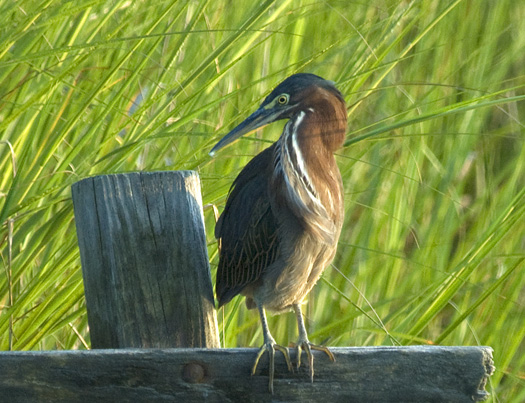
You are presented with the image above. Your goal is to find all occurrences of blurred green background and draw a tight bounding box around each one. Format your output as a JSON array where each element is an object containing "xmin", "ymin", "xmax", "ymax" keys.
[{"xmin": 0, "ymin": 0, "xmax": 523, "ymax": 400}]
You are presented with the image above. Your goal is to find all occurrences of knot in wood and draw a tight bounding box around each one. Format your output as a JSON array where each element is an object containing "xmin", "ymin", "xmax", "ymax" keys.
[{"xmin": 182, "ymin": 362, "xmax": 206, "ymax": 383}]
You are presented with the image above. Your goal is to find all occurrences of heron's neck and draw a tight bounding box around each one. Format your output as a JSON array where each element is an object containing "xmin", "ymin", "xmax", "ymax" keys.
[
  {"xmin": 284, "ymin": 104, "xmax": 346, "ymax": 181},
  {"xmin": 271, "ymin": 107, "xmax": 345, "ymax": 242}
]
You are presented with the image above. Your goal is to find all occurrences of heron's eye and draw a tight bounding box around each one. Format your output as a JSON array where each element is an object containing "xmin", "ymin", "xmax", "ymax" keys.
[{"xmin": 277, "ymin": 94, "xmax": 289, "ymax": 105}]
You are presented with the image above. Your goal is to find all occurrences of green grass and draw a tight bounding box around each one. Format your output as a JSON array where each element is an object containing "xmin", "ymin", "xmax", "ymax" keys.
[{"xmin": 0, "ymin": 0, "xmax": 523, "ymax": 400}]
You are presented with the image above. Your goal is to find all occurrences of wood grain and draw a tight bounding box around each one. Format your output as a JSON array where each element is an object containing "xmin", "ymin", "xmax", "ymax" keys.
[
  {"xmin": 0, "ymin": 346, "xmax": 494, "ymax": 402},
  {"xmin": 72, "ymin": 171, "xmax": 219, "ymax": 349}
]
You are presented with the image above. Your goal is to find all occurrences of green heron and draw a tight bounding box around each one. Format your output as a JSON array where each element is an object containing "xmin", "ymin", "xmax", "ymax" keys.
[{"xmin": 210, "ymin": 73, "xmax": 346, "ymax": 392}]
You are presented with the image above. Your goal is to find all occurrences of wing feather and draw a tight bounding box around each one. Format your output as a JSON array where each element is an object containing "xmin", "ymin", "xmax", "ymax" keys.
[{"xmin": 215, "ymin": 145, "xmax": 279, "ymax": 307}]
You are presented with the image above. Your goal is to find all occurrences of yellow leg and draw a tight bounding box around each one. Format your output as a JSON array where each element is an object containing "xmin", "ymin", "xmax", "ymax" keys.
[
  {"xmin": 293, "ymin": 303, "xmax": 335, "ymax": 383},
  {"xmin": 252, "ymin": 304, "xmax": 293, "ymax": 393}
]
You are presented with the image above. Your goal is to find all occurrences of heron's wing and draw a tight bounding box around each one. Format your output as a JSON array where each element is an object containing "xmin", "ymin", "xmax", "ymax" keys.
[{"xmin": 215, "ymin": 145, "xmax": 279, "ymax": 307}]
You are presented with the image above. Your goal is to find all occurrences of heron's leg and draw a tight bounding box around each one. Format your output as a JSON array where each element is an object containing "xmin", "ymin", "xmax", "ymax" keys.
[
  {"xmin": 293, "ymin": 303, "xmax": 335, "ymax": 383},
  {"xmin": 252, "ymin": 304, "xmax": 293, "ymax": 393}
]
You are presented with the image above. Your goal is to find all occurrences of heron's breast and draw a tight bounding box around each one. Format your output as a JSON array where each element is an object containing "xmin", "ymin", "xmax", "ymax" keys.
[{"xmin": 254, "ymin": 231, "xmax": 338, "ymax": 312}]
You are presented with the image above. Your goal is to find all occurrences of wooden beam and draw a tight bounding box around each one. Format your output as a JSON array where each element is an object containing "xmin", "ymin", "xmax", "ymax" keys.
[
  {"xmin": 0, "ymin": 346, "xmax": 493, "ymax": 402},
  {"xmin": 71, "ymin": 171, "xmax": 219, "ymax": 348}
]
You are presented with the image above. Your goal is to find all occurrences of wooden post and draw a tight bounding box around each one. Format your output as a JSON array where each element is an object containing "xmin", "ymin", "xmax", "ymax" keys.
[{"xmin": 71, "ymin": 171, "xmax": 219, "ymax": 349}]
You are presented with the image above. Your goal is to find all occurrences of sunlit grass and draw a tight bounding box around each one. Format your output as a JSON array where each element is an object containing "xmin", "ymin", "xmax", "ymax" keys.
[{"xmin": 0, "ymin": 0, "xmax": 523, "ymax": 400}]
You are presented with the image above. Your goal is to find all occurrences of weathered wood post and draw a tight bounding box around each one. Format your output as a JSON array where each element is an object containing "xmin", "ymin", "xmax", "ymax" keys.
[{"xmin": 71, "ymin": 171, "xmax": 219, "ymax": 348}]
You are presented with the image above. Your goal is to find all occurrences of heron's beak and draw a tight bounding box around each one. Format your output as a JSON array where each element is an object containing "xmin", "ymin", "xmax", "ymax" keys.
[{"xmin": 209, "ymin": 107, "xmax": 282, "ymax": 157}]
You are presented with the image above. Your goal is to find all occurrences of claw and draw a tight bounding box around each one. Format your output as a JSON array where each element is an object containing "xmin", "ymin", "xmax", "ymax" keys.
[
  {"xmin": 253, "ymin": 304, "xmax": 293, "ymax": 393},
  {"xmin": 293, "ymin": 303, "xmax": 335, "ymax": 383},
  {"xmin": 252, "ymin": 340, "xmax": 292, "ymax": 393},
  {"xmin": 295, "ymin": 340, "xmax": 335, "ymax": 382}
]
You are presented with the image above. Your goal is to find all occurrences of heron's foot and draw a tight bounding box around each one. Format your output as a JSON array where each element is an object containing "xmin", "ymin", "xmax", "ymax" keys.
[
  {"xmin": 252, "ymin": 341, "xmax": 293, "ymax": 393},
  {"xmin": 293, "ymin": 339, "xmax": 335, "ymax": 383}
]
